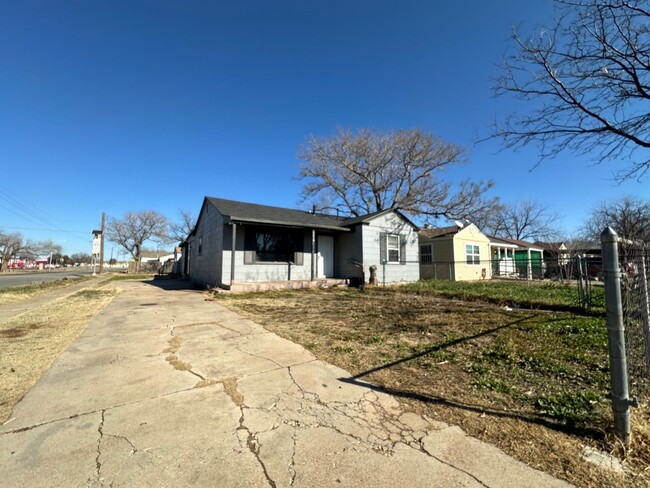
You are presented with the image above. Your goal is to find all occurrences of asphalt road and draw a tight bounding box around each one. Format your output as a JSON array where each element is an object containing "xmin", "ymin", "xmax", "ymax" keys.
[{"xmin": 0, "ymin": 269, "xmax": 120, "ymax": 290}]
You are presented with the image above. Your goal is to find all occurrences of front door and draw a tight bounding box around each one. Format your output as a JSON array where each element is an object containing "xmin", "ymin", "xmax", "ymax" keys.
[{"xmin": 318, "ymin": 235, "xmax": 334, "ymax": 278}]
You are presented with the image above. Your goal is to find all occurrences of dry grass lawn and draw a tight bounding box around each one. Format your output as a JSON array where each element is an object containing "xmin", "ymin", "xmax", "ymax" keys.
[
  {"xmin": 0, "ymin": 287, "xmax": 119, "ymax": 423},
  {"xmin": 0, "ymin": 276, "xmax": 89, "ymax": 306},
  {"xmin": 216, "ymin": 286, "xmax": 650, "ymax": 488}
]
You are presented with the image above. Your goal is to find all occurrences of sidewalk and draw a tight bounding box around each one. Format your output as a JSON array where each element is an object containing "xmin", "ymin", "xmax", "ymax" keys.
[
  {"xmin": 0, "ymin": 274, "xmax": 115, "ymax": 323},
  {"xmin": 0, "ymin": 280, "xmax": 571, "ymax": 487}
]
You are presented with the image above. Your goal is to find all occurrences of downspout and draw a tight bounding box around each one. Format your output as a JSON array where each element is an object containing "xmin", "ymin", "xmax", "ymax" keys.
[
  {"xmin": 230, "ymin": 223, "xmax": 237, "ymax": 287},
  {"xmin": 311, "ymin": 229, "xmax": 316, "ymax": 281}
]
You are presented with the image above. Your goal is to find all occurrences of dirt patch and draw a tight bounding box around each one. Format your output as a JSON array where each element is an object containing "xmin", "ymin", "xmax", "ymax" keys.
[
  {"xmin": 0, "ymin": 287, "xmax": 119, "ymax": 423},
  {"xmin": 216, "ymin": 287, "xmax": 649, "ymax": 488}
]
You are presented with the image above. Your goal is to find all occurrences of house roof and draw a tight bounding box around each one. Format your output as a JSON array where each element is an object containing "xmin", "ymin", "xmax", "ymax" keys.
[
  {"xmin": 533, "ymin": 241, "xmax": 567, "ymax": 251},
  {"xmin": 206, "ymin": 197, "xmax": 348, "ymax": 231},
  {"xmin": 487, "ymin": 235, "xmax": 544, "ymax": 251},
  {"xmin": 419, "ymin": 225, "xmax": 461, "ymax": 239},
  {"xmin": 203, "ymin": 197, "xmax": 420, "ymax": 233},
  {"xmin": 341, "ymin": 208, "xmax": 419, "ymax": 230}
]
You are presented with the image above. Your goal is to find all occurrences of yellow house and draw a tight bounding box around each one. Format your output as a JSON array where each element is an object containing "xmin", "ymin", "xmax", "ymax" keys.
[{"xmin": 419, "ymin": 223, "xmax": 491, "ymax": 281}]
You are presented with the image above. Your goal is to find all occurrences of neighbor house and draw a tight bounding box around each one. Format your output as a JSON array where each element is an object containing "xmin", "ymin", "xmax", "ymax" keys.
[
  {"xmin": 418, "ymin": 223, "xmax": 491, "ymax": 281},
  {"xmin": 488, "ymin": 236, "xmax": 545, "ymax": 279},
  {"xmin": 181, "ymin": 197, "xmax": 420, "ymax": 290}
]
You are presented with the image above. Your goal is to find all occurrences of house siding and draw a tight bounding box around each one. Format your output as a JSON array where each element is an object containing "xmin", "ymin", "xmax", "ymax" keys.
[
  {"xmin": 421, "ymin": 237, "xmax": 454, "ymax": 280},
  {"xmin": 452, "ymin": 229, "xmax": 491, "ymax": 281},
  {"xmin": 188, "ymin": 203, "xmax": 225, "ymax": 287},
  {"xmin": 227, "ymin": 226, "xmax": 315, "ymax": 285},
  {"xmin": 361, "ymin": 212, "xmax": 419, "ymax": 284},
  {"xmin": 337, "ymin": 227, "xmax": 364, "ymax": 279}
]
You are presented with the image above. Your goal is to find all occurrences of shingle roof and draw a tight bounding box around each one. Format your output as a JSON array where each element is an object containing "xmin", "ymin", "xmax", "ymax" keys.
[
  {"xmin": 341, "ymin": 208, "xmax": 419, "ymax": 230},
  {"xmin": 206, "ymin": 197, "xmax": 348, "ymax": 231},
  {"xmin": 419, "ymin": 225, "xmax": 461, "ymax": 239},
  {"xmin": 487, "ymin": 235, "xmax": 543, "ymax": 250}
]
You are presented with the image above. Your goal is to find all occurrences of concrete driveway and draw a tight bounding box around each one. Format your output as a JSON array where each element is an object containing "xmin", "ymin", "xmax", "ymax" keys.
[{"xmin": 0, "ymin": 280, "xmax": 570, "ymax": 487}]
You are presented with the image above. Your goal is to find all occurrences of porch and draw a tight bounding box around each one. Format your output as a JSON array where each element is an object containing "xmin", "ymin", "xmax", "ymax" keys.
[{"xmin": 222, "ymin": 278, "xmax": 349, "ymax": 293}]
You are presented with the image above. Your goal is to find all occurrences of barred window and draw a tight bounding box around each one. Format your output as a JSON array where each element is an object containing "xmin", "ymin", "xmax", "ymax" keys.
[{"xmin": 420, "ymin": 244, "xmax": 432, "ymax": 264}]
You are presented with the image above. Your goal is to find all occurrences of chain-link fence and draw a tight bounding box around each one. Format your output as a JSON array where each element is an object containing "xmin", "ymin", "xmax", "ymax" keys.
[
  {"xmin": 619, "ymin": 239, "xmax": 650, "ymax": 399},
  {"xmin": 421, "ymin": 256, "xmax": 603, "ymax": 281}
]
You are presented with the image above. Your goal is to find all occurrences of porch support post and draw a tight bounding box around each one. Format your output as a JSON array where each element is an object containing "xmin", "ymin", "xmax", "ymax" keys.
[
  {"xmin": 311, "ymin": 229, "xmax": 316, "ymax": 281},
  {"xmin": 527, "ymin": 248, "xmax": 532, "ymax": 281},
  {"xmin": 230, "ymin": 223, "xmax": 237, "ymax": 287}
]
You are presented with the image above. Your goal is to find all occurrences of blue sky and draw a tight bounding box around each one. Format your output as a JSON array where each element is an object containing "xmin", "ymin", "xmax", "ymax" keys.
[{"xmin": 1, "ymin": 1, "xmax": 647, "ymax": 256}]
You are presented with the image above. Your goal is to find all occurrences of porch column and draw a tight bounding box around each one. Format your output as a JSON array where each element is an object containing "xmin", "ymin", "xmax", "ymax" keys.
[
  {"xmin": 527, "ymin": 248, "xmax": 532, "ymax": 281},
  {"xmin": 230, "ymin": 223, "xmax": 237, "ymax": 286},
  {"xmin": 311, "ymin": 229, "xmax": 316, "ymax": 281}
]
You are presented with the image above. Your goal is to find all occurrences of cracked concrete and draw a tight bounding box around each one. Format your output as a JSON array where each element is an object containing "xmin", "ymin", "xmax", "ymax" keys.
[{"xmin": 0, "ymin": 280, "xmax": 571, "ymax": 487}]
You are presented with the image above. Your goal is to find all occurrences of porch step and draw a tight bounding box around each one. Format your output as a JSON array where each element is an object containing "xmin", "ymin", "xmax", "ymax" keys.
[{"xmin": 225, "ymin": 278, "xmax": 348, "ymax": 293}]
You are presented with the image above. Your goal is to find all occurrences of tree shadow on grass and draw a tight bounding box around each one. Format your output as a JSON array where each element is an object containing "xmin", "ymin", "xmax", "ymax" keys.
[{"xmin": 338, "ymin": 314, "xmax": 605, "ymax": 439}]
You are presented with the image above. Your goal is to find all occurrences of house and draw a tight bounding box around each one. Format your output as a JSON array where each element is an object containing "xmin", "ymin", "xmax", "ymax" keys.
[
  {"xmin": 418, "ymin": 223, "xmax": 491, "ymax": 281},
  {"xmin": 534, "ymin": 241, "xmax": 569, "ymax": 279},
  {"xmin": 488, "ymin": 236, "xmax": 545, "ymax": 279},
  {"xmin": 181, "ymin": 197, "xmax": 420, "ymax": 290},
  {"xmin": 140, "ymin": 250, "xmax": 177, "ymax": 264}
]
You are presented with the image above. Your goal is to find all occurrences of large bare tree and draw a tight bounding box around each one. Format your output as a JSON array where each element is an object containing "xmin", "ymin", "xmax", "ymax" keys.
[
  {"xmin": 297, "ymin": 128, "xmax": 494, "ymax": 220},
  {"xmin": 482, "ymin": 200, "xmax": 560, "ymax": 241},
  {"xmin": 106, "ymin": 211, "xmax": 171, "ymax": 271},
  {"xmin": 0, "ymin": 232, "xmax": 61, "ymax": 271},
  {"xmin": 493, "ymin": 0, "xmax": 650, "ymax": 180},
  {"xmin": 0, "ymin": 231, "xmax": 28, "ymax": 272},
  {"xmin": 169, "ymin": 209, "xmax": 195, "ymax": 243},
  {"xmin": 583, "ymin": 195, "xmax": 650, "ymax": 243}
]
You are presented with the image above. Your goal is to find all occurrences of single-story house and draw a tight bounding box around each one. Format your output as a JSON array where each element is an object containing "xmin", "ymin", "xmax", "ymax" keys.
[
  {"xmin": 488, "ymin": 236, "xmax": 545, "ymax": 279},
  {"xmin": 419, "ymin": 223, "xmax": 491, "ymax": 281},
  {"xmin": 140, "ymin": 250, "xmax": 177, "ymax": 264},
  {"xmin": 181, "ymin": 197, "xmax": 420, "ymax": 290}
]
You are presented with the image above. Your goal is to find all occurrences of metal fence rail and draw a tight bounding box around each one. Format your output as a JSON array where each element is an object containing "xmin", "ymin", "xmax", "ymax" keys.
[{"xmin": 419, "ymin": 256, "xmax": 602, "ymax": 281}]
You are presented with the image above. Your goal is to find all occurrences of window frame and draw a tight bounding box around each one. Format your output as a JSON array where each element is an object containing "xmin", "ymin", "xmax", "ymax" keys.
[
  {"xmin": 465, "ymin": 244, "xmax": 480, "ymax": 265},
  {"xmin": 386, "ymin": 234, "xmax": 400, "ymax": 263},
  {"xmin": 420, "ymin": 244, "xmax": 433, "ymax": 264},
  {"xmin": 244, "ymin": 227, "xmax": 303, "ymax": 265}
]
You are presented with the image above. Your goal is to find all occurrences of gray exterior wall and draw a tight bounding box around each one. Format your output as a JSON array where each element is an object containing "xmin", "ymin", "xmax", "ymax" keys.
[
  {"xmin": 188, "ymin": 203, "xmax": 225, "ymax": 287},
  {"xmin": 226, "ymin": 225, "xmax": 315, "ymax": 285},
  {"xmin": 336, "ymin": 227, "xmax": 363, "ymax": 279},
  {"xmin": 187, "ymin": 203, "xmax": 419, "ymax": 288},
  {"xmin": 360, "ymin": 213, "xmax": 420, "ymax": 284}
]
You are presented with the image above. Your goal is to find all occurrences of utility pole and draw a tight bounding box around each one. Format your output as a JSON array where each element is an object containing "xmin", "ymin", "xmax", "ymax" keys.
[{"xmin": 99, "ymin": 212, "xmax": 105, "ymax": 274}]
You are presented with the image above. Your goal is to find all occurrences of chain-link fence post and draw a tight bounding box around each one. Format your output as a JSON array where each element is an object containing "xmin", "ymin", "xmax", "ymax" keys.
[{"xmin": 601, "ymin": 227, "xmax": 637, "ymax": 443}]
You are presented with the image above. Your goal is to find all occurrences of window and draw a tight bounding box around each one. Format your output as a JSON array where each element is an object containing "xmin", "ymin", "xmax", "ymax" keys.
[
  {"xmin": 198, "ymin": 236, "xmax": 203, "ymax": 255},
  {"xmin": 244, "ymin": 228, "xmax": 303, "ymax": 264},
  {"xmin": 420, "ymin": 244, "xmax": 432, "ymax": 264},
  {"xmin": 466, "ymin": 244, "xmax": 480, "ymax": 265},
  {"xmin": 387, "ymin": 235, "xmax": 400, "ymax": 263}
]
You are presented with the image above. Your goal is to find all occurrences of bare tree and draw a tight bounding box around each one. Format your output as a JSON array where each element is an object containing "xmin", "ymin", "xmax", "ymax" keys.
[
  {"xmin": 70, "ymin": 252, "xmax": 92, "ymax": 265},
  {"xmin": 106, "ymin": 211, "xmax": 171, "ymax": 271},
  {"xmin": 483, "ymin": 200, "xmax": 560, "ymax": 241},
  {"xmin": 0, "ymin": 231, "xmax": 27, "ymax": 272},
  {"xmin": 0, "ymin": 232, "xmax": 67, "ymax": 271},
  {"xmin": 493, "ymin": 0, "xmax": 650, "ymax": 180},
  {"xmin": 169, "ymin": 209, "xmax": 195, "ymax": 243},
  {"xmin": 298, "ymin": 128, "xmax": 495, "ymax": 221},
  {"xmin": 583, "ymin": 195, "xmax": 650, "ymax": 243}
]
